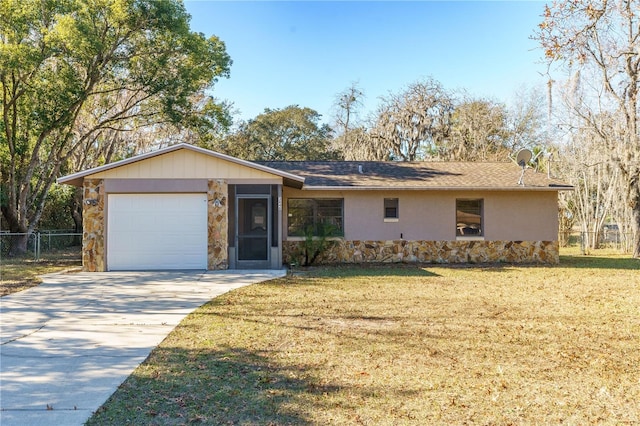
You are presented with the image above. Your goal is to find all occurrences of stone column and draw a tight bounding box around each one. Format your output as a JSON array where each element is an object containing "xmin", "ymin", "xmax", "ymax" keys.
[
  {"xmin": 82, "ymin": 179, "xmax": 105, "ymax": 272},
  {"xmin": 208, "ymin": 179, "xmax": 228, "ymax": 270}
]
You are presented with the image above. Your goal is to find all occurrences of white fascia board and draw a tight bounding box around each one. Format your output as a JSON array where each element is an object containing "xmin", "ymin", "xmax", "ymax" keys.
[{"xmin": 301, "ymin": 185, "xmax": 572, "ymax": 192}]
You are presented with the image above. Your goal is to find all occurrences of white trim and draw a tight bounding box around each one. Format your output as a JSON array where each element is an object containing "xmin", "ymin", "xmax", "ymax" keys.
[
  {"xmin": 383, "ymin": 218, "xmax": 399, "ymax": 223},
  {"xmin": 456, "ymin": 236, "xmax": 485, "ymax": 241},
  {"xmin": 301, "ymin": 185, "xmax": 570, "ymax": 192}
]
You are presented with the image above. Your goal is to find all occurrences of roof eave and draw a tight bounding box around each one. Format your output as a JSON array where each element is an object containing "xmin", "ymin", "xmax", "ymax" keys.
[
  {"xmin": 300, "ymin": 185, "xmax": 574, "ymax": 191},
  {"xmin": 57, "ymin": 176, "xmax": 85, "ymax": 187}
]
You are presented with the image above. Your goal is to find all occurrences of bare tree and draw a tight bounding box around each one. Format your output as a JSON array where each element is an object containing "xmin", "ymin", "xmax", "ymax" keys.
[
  {"xmin": 562, "ymin": 130, "xmax": 619, "ymax": 250},
  {"xmin": 331, "ymin": 83, "xmax": 370, "ymax": 160},
  {"xmin": 334, "ymin": 127, "xmax": 390, "ymax": 161},
  {"xmin": 610, "ymin": 177, "xmax": 636, "ymax": 252},
  {"xmin": 445, "ymin": 96, "xmax": 510, "ymax": 161},
  {"xmin": 506, "ymin": 86, "xmax": 548, "ymax": 153},
  {"xmin": 331, "ymin": 79, "xmax": 553, "ymax": 164},
  {"xmin": 371, "ymin": 78, "xmax": 453, "ymax": 161},
  {"xmin": 333, "ymin": 83, "xmax": 365, "ymax": 143},
  {"xmin": 551, "ymin": 72, "xmax": 635, "ymax": 252},
  {"xmin": 536, "ymin": 0, "xmax": 640, "ymax": 257}
]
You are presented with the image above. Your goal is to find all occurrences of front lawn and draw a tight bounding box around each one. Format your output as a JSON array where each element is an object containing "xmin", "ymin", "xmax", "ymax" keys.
[
  {"xmin": 88, "ymin": 255, "xmax": 640, "ymax": 425},
  {"xmin": 0, "ymin": 257, "xmax": 81, "ymax": 297}
]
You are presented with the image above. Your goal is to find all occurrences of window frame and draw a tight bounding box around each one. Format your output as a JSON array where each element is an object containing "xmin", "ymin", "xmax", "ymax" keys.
[
  {"xmin": 286, "ymin": 198, "xmax": 344, "ymax": 237},
  {"xmin": 456, "ymin": 199, "xmax": 484, "ymax": 238},
  {"xmin": 383, "ymin": 198, "xmax": 399, "ymax": 222}
]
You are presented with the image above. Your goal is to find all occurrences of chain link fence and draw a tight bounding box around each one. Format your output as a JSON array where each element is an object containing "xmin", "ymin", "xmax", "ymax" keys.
[
  {"xmin": 559, "ymin": 230, "xmax": 636, "ymax": 254},
  {"xmin": 1, "ymin": 229, "xmax": 635, "ymax": 264},
  {"xmin": 1, "ymin": 230, "xmax": 82, "ymax": 262}
]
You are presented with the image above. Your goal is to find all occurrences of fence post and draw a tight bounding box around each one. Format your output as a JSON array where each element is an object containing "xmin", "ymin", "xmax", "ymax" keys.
[{"xmin": 36, "ymin": 232, "xmax": 41, "ymax": 261}]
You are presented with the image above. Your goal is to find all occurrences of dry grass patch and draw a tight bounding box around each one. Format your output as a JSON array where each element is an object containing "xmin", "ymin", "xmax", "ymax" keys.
[
  {"xmin": 89, "ymin": 257, "xmax": 639, "ymax": 425},
  {"xmin": 0, "ymin": 260, "xmax": 80, "ymax": 297},
  {"xmin": 0, "ymin": 247, "xmax": 81, "ymax": 296}
]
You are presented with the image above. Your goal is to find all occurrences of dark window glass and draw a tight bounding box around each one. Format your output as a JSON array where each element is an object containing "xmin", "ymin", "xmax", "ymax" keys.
[
  {"xmin": 384, "ymin": 198, "xmax": 399, "ymax": 219},
  {"xmin": 456, "ymin": 199, "xmax": 483, "ymax": 236},
  {"xmin": 287, "ymin": 199, "xmax": 343, "ymax": 237}
]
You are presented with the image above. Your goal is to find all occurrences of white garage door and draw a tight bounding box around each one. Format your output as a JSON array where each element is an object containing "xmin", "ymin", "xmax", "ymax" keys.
[{"xmin": 107, "ymin": 193, "xmax": 208, "ymax": 270}]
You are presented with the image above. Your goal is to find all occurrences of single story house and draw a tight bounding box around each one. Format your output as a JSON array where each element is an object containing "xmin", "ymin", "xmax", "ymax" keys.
[{"xmin": 57, "ymin": 143, "xmax": 572, "ymax": 271}]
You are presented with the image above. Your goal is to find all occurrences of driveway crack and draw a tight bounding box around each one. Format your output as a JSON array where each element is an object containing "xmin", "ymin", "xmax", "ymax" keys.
[
  {"xmin": 0, "ymin": 324, "xmax": 47, "ymax": 346},
  {"xmin": 1, "ymin": 292, "xmax": 102, "ymax": 346}
]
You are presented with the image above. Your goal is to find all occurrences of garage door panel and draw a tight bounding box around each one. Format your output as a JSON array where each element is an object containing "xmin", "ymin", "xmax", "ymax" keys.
[{"xmin": 107, "ymin": 193, "xmax": 208, "ymax": 270}]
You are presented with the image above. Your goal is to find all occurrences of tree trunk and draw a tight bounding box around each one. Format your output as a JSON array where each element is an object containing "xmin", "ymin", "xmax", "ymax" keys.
[
  {"xmin": 624, "ymin": 159, "xmax": 640, "ymax": 258},
  {"xmin": 8, "ymin": 234, "xmax": 30, "ymax": 257},
  {"xmin": 0, "ymin": 205, "xmax": 29, "ymax": 256},
  {"xmin": 71, "ymin": 188, "xmax": 83, "ymax": 246},
  {"xmin": 631, "ymin": 189, "xmax": 640, "ymax": 259},
  {"xmin": 633, "ymin": 220, "xmax": 640, "ymax": 259}
]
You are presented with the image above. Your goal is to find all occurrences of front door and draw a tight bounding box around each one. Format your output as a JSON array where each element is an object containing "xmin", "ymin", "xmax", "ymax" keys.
[{"xmin": 236, "ymin": 196, "xmax": 270, "ymax": 268}]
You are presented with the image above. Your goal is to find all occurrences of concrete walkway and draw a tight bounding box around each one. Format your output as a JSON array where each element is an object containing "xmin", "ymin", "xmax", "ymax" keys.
[{"xmin": 0, "ymin": 270, "xmax": 285, "ymax": 426}]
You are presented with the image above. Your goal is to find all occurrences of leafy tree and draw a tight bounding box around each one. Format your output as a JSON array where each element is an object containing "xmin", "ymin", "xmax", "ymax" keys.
[
  {"xmin": 59, "ymin": 92, "xmax": 233, "ymax": 235},
  {"xmin": 0, "ymin": 0, "xmax": 231, "ymax": 254},
  {"xmin": 536, "ymin": 0, "xmax": 640, "ymax": 257},
  {"xmin": 215, "ymin": 106, "xmax": 336, "ymax": 161},
  {"xmin": 37, "ymin": 184, "xmax": 76, "ymax": 231}
]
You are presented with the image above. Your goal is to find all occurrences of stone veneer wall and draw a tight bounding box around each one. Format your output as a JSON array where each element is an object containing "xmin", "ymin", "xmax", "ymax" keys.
[
  {"xmin": 82, "ymin": 179, "xmax": 105, "ymax": 271},
  {"xmin": 283, "ymin": 239, "xmax": 559, "ymax": 265},
  {"xmin": 208, "ymin": 179, "xmax": 228, "ymax": 269}
]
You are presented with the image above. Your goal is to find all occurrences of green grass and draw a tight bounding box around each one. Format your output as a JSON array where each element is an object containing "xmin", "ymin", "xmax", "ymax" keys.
[{"xmin": 87, "ymin": 253, "xmax": 640, "ymax": 425}]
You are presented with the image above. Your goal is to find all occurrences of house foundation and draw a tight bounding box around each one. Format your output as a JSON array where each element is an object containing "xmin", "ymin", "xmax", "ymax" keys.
[{"xmin": 283, "ymin": 239, "xmax": 559, "ymax": 265}]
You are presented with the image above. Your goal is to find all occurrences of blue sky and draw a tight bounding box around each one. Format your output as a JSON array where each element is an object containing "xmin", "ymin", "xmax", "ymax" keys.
[{"xmin": 184, "ymin": 1, "xmax": 548, "ymax": 124}]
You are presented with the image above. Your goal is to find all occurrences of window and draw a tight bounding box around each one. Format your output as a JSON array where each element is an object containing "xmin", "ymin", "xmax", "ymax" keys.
[
  {"xmin": 384, "ymin": 198, "xmax": 399, "ymax": 220},
  {"xmin": 287, "ymin": 199, "xmax": 343, "ymax": 237},
  {"xmin": 456, "ymin": 199, "xmax": 483, "ymax": 236}
]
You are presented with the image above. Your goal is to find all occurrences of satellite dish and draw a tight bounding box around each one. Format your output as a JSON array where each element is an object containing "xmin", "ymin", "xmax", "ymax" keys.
[
  {"xmin": 512, "ymin": 148, "xmax": 534, "ymax": 186},
  {"xmin": 516, "ymin": 149, "xmax": 533, "ymax": 168}
]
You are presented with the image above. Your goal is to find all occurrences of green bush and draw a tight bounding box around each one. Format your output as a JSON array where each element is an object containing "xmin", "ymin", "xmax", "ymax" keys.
[{"xmin": 294, "ymin": 223, "xmax": 337, "ymax": 266}]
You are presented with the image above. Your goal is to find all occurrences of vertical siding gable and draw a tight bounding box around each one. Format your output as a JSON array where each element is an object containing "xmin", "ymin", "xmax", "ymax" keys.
[{"xmin": 85, "ymin": 149, "xmax": 280, "ymax": 180}]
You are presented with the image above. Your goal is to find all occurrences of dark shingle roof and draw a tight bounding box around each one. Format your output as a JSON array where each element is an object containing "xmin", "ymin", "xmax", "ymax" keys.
[{"xmin": 260, "ymin": 161, "xmax": 572, "ymax": 191}]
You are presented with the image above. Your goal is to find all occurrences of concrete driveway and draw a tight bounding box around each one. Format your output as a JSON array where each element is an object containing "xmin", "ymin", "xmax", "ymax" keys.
[{"xmin": 0, "ymin": 270, "xmax": 285, "ymax": 426}]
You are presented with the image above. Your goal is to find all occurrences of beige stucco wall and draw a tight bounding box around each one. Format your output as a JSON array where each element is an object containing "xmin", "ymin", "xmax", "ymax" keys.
[
  {"xmin": 282, "ymin": 188, "xmax": 559, "ymax": 242},
  {"xmin": 86, "ymin": 149, "xmax": 281, "ymax": 181}
]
